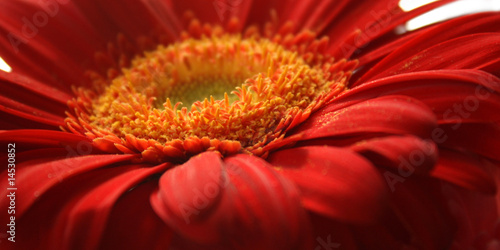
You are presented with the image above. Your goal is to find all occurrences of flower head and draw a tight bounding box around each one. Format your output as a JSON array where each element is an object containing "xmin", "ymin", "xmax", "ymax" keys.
[
  {"xmin": 65, "ymin": 27, "xmax": 352, "ymax": 161},
  {"xmin": 0, "ymin": 0, "xmax": 500, "ymax": 249}
]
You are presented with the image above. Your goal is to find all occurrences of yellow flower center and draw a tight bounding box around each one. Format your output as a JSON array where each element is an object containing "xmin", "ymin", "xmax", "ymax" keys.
[{"xmin": 64, "ymin": 22, "xmax": 354, "ymax": 163}]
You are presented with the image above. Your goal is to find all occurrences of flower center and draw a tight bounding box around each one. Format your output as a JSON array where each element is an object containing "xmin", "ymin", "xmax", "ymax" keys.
[{"xmin": 64, "ymin": 27, "xmax": 354, "ymax": 163}]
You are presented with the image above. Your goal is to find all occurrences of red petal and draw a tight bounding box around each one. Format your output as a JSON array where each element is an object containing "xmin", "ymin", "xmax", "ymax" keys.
[
  {"xmin": 355, "ymin": 12, "xmax": 500, "ymax": 85},
  {"xmin": 0, "ymin": 154, "xmax": 136, "ymax": 218},
  {"xmin": 388, "ymin": 178, "xmax": 456, "ymax": 250},
  {"xmin": 0, "ymin": 96, "xmax": 65, "ymax": 126},
  {"xmin": 0, "ymin": 0, "xmax": 145, "ymax": 87},
  {"xmin": 49, "ymin": 163, "xmax": 169, "ymax": 249},
  {"xmin": 222, "ymin": 154, "xmax": 312, "ymax": 249},
  {"xmin": 0, "ymin": 111, "xmax": 60, "ymax": 130},
  {"xmin": 0, "ymin": 147, "xmax": 68, "ymax": 167},
  {"xmin": 0, "ymin": 71, "xmax": 72, "ymax": 104},
  {"xmin": 284, "ymin": 0, "xmax": 350, "ymax": 33},
  {"xmin": 0, "ymin": 104, "xmax": 63, "ymax": 127},
  {"xmin": 0, "ymin": 163, "xmax": 129, "ymax": 249},
  {"xmin": 0, "ymin": 72, "xmax": 68, "ymax": 127},
  {"xmin": 432, "ymin": 149, "xmax": 497, "ymax": 194},
  {"xmin": 244, "ymin": 0, "xmax": 291, "ymax": 29},
  {"xmin": 439, "ymin": 122, "xmax": 500, "ymax": 162},
  {"xmin": 332, "ymin": 70, "xmax": 500, "ymax": 124},
  {"xmin": 441, "ymin": 180, "xmax": 499, "ymax": 248},
  {"xmin": 165, "ymin": 0, "xmax": 224, "ymax": 26},
  {"xmin": 293, "ymin": 95, "xmax": 437, "ymax": 141},
  {"xmin": 151, "ymin": 152, "xmax": 228, "ymax": 244},
  {"xmin": 353, "ymin": 212, "xmax": 414, "ymax": 249},
  {"xmin": 100, "ymin": 181, "xmax": 173, "ymax": 250},
  {"xmin": 0, "ymin": 130, "xmax": 90, "ymax": 152},
  {"xmin": 357, "ymin": 33, "xmax": 500, "ymax": 83},
  {"xmin": 151, "ymin": 152, "xmax": 312, "ymax": 249},
  {"xmin": 324, "ymin": 0, "xmax": 454, "ymax": 59},
  {"xmin": 308, "ymin": 213, "xmax": 358, "ymax": 250},
  {"xmin": 268, "ymin": 146, "xmax": 388, "ymax": 224},
  {"xmin": 0, "ymin": 129, "xmax": 87, "ymax": 142},
  {"xmin": 0, "ymin": 1, "xmax": 93, "ymax": 89},
  {"xmin": 351, "ymin": 135, "xmax": 438, "ymax": 175},
  {"xmin": 356, "ymin": 28, "xmax": 423, "ymax": 68},
  {"xmin": 93, "ymin": 0, "xmax": 173, "ymax": 40}
]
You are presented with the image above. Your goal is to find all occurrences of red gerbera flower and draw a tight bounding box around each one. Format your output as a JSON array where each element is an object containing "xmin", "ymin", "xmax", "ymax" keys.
[{"xmin": 1, "ymin": 0, "xmax": 499, "ymax": 249}]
